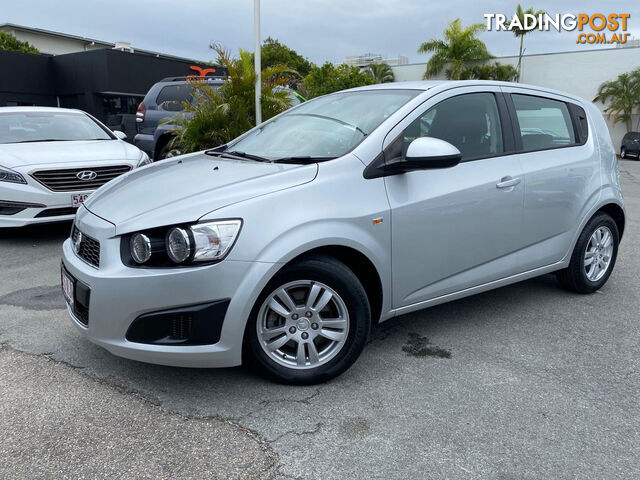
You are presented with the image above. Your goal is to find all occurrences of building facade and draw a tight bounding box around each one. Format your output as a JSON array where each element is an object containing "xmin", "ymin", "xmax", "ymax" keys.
[{"xmin": 0, "ymin": 25, "xmax": 223, "ymax": 139}]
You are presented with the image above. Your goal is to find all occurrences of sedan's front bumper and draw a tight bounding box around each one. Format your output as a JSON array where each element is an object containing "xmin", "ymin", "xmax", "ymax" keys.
[{"xmin": 61, "ymin": 209, "xmax": 278, "ymax": 368}]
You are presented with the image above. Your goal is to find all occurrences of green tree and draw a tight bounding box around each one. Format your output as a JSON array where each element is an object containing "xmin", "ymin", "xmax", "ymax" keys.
[
  {"xmin": 171, "ymin": 45, "xmax": 295, "ymax": 153},
  {"xmin": 303, "ymin": 62, "xmax": 374, "ymax": 98},
  {"xmin": 508, "ymin": 5, "xmax": 546, "ymax": 81},
  {"xmin": 260, "ymin": 37, "xmax": 313, "ymax": 77},
  {"xmin": 461, "ymin": 62, "xmax": 518, "ymax": 81},
  {"xmin": 364, "ymin": 62, "xmax": 395, "ymax": 84},
  {"xmin": 594, "ymin": 69, "xmax": 640, "ymax": 132},
  {"xmin": 0, "ymin": 31, "xmax": 39, "ymax": 54},
  {"xmin": 417, "ymin": 18, "xmax": 492, "ymax": 80}
]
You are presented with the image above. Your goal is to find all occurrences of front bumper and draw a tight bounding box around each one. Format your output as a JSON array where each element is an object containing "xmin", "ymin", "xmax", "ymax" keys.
[
  {"xmin": 61, "ymin": 208, "xmax": 277, "ymax": 368},
  {"xmin": 0, "ymin": 180, "xmax": 86, "ymax": 227}
]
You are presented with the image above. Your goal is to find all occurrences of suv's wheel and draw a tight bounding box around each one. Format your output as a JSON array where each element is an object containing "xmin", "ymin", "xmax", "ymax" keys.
[
  {"xmin": 245, "ymin": 255, "xmax": 371, "ymax": 384},
  {"xmin": 556, "ymin": 213, "xmax": 619, "ymax": 293},
  {"xmin": 156, "ymin": 142, "xmax": 180, "ymax": 161},
  {"xmin": 621, "ymin": 147, "xmax": 627, "ymax": 159}
]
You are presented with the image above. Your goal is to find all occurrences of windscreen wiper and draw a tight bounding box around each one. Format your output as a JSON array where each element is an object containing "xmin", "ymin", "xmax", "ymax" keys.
[
  {"xmin": 10, "ymin": 139, "xmax": 71, "ymax": 143},
  {"xmin": 205, "ymin": 149, "xmax": 270, "ymax": 163},
  {"xmin": 272, "ymin": 156, "xmax": 336, "ymax": 164}
]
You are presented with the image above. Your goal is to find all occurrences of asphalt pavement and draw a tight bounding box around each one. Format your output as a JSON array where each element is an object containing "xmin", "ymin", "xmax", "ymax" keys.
[{"xmin": 1, "ymin": 160, "xmax": 639, "ymax": 479}]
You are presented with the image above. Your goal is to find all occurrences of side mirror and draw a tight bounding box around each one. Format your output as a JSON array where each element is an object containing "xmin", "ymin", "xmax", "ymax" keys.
[
  {"xmin": 113, "ymin": 130, "xmax": 127, "ymax": 140},
  {"xmin": 387, "ymin": 137, "xmax": 461, "ymax": 173}
]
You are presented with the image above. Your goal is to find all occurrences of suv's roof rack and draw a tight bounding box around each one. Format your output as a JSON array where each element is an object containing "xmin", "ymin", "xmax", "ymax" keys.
[{"xmin": 159, "ymin": 75, "xmax": 227, "ymax": 82}]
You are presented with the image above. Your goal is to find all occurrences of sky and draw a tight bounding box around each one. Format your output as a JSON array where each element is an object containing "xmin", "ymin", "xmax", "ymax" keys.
[{"xmin": 3, "ymin": 1, "xmax": 639, "ymax": 65}]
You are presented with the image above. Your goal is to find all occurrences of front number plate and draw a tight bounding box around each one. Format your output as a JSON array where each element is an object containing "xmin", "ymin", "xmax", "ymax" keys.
[
  {"xmin": 71, "ymin": 193, "xmax": 90, "ymax": 207},
  {"xmin": 61, "ymin": 267, "xmax": 74, "ymax": 309}
]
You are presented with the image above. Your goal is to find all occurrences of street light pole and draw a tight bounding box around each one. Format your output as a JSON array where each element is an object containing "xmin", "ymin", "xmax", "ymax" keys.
[{"xmin": 254, "ymin": 0, "xmax": 262, "ymax": 125}]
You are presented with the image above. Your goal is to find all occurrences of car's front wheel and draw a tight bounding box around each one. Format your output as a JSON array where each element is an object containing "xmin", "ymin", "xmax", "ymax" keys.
[
  {"xmin": 556, "ymin": 212, "xmax": 619, "ymax": 293},
  {"xmin": 245, "ymin": 255, "xmax": 371, "ymax": 384}
]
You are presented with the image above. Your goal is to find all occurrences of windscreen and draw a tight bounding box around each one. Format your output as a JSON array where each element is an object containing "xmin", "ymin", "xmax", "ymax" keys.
[
  {"xmin": 228, "ymin": 89, "xmax": 421, "ymax": 160},
  {"xmin": 0, "ymin": 111, "xmax": 113, "ymax": 144}
]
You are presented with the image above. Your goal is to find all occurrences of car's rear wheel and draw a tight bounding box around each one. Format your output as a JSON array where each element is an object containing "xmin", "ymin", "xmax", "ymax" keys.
[
  {"xmin": 556, "ymin": 212, "xmax": 619, "ymax": 293},
  {"xmin": 245, "ymin": 255, "xmax": 370, "ymax": 384},
  {"xmin": 621, "ymin": 147, "xmax": 627, "ymax": 159}
]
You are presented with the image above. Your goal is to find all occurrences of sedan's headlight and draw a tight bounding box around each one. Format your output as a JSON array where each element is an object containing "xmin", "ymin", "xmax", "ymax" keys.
[
  {"xmin": 124, "ymin": 219, "xmax": 242, "ymax": 267},
  {"xmin": 136, "ymin": 152, "xmax": 152, "ymax": 167},
  {"xmin": 0, "ymin": 166, "xmax": 27, "ymax": 184}
]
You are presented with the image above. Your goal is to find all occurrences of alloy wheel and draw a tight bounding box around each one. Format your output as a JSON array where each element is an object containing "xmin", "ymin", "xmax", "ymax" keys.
[
  {"xmin": 257, "ymin": 280, "xmax": 350, "ymax": 369},
  {"xmin": 584, "ymin": 226, "xmax": 614, "ymax": 282}
]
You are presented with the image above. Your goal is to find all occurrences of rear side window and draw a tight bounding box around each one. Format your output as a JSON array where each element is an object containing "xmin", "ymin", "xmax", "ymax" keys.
[
  {"xmin": 155, "ymin": 84, "xmax": 193, "ymax": 112},
  {"xmin": 512, "ymin": 94, "xmax": 576, "ymax": 151}
]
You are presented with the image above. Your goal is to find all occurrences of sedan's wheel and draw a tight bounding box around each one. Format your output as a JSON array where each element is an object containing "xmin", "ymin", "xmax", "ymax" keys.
[
  {"xmin": 556, "ymin": 213, "xmax": 619, "ymax": 293},
  {"xmin": 245, "ymin": 255, "xmax": 370, "ymax": 384},
  {"xmin": 621, "ymin": 147, "xmax": 627, "ymax": 159}
]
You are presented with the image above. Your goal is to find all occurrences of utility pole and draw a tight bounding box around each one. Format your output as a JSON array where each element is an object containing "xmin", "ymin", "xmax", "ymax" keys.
[{"xmin": 254, "ymin": 0, "xmax": 262, "ymax": 124}]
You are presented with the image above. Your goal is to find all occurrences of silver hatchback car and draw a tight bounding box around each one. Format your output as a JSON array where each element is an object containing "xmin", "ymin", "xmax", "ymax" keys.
[{"xmin": 61, "ymin": 81, "xmax": 625, "ymax": 384}]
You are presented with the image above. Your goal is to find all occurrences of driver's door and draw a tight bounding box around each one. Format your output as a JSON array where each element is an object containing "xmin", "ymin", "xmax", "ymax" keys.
[{"xmin": 385, "ymin": 87, "xmax": 525, "ymax": 309}]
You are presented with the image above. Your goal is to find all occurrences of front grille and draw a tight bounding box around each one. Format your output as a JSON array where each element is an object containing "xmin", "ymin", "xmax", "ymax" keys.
[
  {"xmin": 72, "ymin": 226, "xmax": 101, "ymax": 268},
  {"xmin": 31, "ymin": 165, "xmax": 132, "ymax": 192}
]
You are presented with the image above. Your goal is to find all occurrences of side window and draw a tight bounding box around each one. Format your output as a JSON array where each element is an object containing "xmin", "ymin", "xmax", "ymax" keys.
[
  {"xmin": 512, "ymin": 94, "xmax": 576, "ymax": 151},
  {"xmin": 396, "ymin": 93, "xmax": 504, "ymax": 161},
  {"xmin": 155, "ymin": 85, "xmax": 193, "ymax": 112}
]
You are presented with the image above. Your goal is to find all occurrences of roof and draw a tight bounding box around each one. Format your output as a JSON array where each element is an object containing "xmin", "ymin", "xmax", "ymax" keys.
[
  {"xmin": 345, "ymin": 80, "xmax": 587, "ymax": 103},
  {"xmin": 0, "ymin": 23, "xmax": 205, "ymax": 63},
  {"xmin": 0, "ymin": 106, "xmax": 84, "ymax": 114}
]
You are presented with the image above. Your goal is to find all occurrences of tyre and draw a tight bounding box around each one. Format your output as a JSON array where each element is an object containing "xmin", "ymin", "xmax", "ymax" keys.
[
  {"xmin": 556, "ymin": 213, "xmax": 619, "ymax": 293},
  {"xmin": 156, "ymin": 141, "xmax": 179, "ymax": 161},
  {"xmin": 245, "ymin": 255, "xmax": 371, "ymax": 385},
  {"xmin": 621, "ymin": 147, "xmax": 627, "ymax": 159}
]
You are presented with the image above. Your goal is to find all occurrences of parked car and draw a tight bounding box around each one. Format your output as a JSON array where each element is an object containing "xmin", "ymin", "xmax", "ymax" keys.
[
  {"xmin": 62, "ymin": 81, "xmax": 625, "ymax": 384},
  {"xmin": 620, "ymin": 131, "xmax": 640, "ymax": 159},
  {"xmin": 134, "ymin": 76, "xmax": 306, "ymax": 161},
  {"xmin": 133, "ymin": 76, "xmax": 225, "ymax": 161},
  {"xmin": 0, "ymin": 107, "xmax": 150, "ymax": 227}
]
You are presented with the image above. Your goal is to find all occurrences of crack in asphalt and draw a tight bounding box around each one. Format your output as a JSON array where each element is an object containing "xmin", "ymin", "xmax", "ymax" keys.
[{"xmin": 0, "ymin": 343, "xmax": 282, "ymax": 479}]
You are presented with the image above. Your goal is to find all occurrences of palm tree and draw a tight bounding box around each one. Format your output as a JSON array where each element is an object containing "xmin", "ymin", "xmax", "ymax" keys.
[
  {"xmin": 594, "ymin": 69, "xmax": 640, "ymax": 132},
  {"xmin": 509, "ymin": 5, "xmax": 546, "ymax": 81},
  {"xmin": 170, "ymin": 45, "xmax": 295, "ymax": 153},
  {"xmin": 364, "ymin": 62, "xmax": 395, "ymax": 84},
  {"xmin": 417, "ymin": 19, "xmax": 492, "ymax": 80}
]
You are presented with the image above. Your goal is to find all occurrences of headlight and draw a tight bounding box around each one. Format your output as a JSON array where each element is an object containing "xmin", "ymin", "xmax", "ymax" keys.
[
  {"xmin": 130, "ymin": 233, "xmax": 152, "ymax": 263},
  {"xmin": 191, "ymin": 220, "xmax": 242, "ymax": 262},
  {"xmin": 124, "ymin": 219, "xmax": 242, "ymax": 267},
  {"xmin": 136, "ymin": 152, "xmax": 152, "ymax": 167},
  {"xmin": 0, "ymin": 166, "xmax": 26, "ymax": 184},
  {"xmin": 166, "ymin": 227, "xmax": 191, "ymax": 263}
]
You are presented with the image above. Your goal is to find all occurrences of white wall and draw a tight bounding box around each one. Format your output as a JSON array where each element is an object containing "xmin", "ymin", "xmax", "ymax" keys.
[
  {"xmin": 391, "ymin": 47, "xmax": 640, "ymax": 149},
  {"xmin": 0, "ymin": 27, "xmax": 110, "ymax": 55}
]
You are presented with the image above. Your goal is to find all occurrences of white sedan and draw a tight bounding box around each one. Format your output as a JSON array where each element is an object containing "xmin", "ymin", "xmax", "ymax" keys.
[{"xmin": 0, "ymin": 107, "xmax": 150, "ymax": 227}]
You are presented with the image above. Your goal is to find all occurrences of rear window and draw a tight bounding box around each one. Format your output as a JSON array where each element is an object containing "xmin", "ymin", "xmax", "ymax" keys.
[
  {"xmin": 155, "ymin": 84, "xmax": 193, "ymax": 112},
  {"xmin": 512, "ymin": 94, "xmax": 576, "ymax": 151}
]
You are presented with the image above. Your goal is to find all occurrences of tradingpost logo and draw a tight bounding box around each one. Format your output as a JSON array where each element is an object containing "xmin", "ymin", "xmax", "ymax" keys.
[{"xmin": 484, "ymin": 13, "xmax": 631, "ymax": 45}]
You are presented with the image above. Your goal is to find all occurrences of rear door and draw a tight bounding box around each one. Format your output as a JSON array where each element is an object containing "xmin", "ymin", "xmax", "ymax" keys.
[
  {"xmin": 384, "ymin": 86, "xmax": 525, "ymax": 308},
  {"xmin": 500, "ymin": 86, "xmax": 599, "ymax": 271}
]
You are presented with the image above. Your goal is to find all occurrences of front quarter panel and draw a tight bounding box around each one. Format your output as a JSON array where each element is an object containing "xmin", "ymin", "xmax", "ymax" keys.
[{"xmin": 201, "ymin": 153, "xmax": 394, "ymax": 320}]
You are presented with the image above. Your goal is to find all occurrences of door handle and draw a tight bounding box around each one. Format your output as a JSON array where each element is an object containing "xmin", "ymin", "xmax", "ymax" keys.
[{"xmin": 496, "ymin": 176, "xmax": 521, "ymax": 189}]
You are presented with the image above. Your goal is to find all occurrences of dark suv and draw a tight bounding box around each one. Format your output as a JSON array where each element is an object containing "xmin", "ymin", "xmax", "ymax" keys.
[
  {"xmin": 134, "ymin": 76, "xmax": 224, "ymax": 161},
  {"xmin": 621, "ymin": 131, "xmax": 640, "ymax": 159}
]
